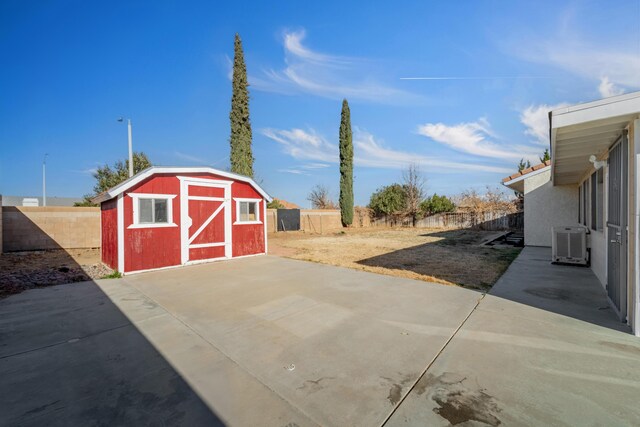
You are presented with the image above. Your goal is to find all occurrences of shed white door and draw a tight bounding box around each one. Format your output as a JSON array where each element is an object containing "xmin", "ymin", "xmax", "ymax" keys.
[{"xmin": 180, "ymin": 178, "xmax": 231, "ymax": 264}]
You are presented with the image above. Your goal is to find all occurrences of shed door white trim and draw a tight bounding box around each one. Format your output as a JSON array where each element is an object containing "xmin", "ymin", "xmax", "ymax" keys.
[
  {"xmin": 117, "ymin": 194, "xmax": 124, "ymax": 272},
  {"xmin": 179, "ymin": 177, "xmax": 232, "ymax": 265}
]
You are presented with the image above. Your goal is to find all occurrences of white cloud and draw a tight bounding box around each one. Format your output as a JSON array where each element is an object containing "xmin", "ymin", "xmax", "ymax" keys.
[
  {"xmin": 278, "ymin": 168, "xmax": 309, "ymax": 175},
  {"xmin": 260, "ymin": 128, "xmax": 338, "ymax": 163},
  {"xmin": 175, "ymin": 151, "xmax": 206, "ymax": 164},
  {"xmin": 417, "ymin": 119, "xmax": 538, "ymax": 161},
  {"xmin": 519, "ymin": 103, "xmax": 569, "ymax": 146},
  {"xmin": 507, "ymin": 14, "xmax": 640, "ymax": 90},
  {"xmin": 598, "ymin": 76, "xmax": 625, "ymax": 98},
  {"xmin": 224, "ymin": 55, "xmax": 233, "ymax": 80},
  {"xmin": 283, "ymin": 31, "xmax": 349, "ymax": 66},
  {"xmin": 262, "ymin": 127, "xmax": 512, "ymax": 174},
  {"xmin": 252, "ymin": 29, "xmax": 422, "ymax": 104},
  {"xmin": 539, "ymin": 44, "xmax": 640, "ymax": 88},
  {"xmin": 301, "ymin": 163, "xmax": 331, "ymax": 169},
  {"xmin": 70, "ymin": 167, "xmax": 98, "ymax": 175}
]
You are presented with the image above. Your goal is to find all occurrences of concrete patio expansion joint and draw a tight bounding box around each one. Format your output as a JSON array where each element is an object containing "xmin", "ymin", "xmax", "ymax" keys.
[
  {"xmin": 0, "ymin": 322, "xmax": 131, "ymax": 360},
  {"xmin": 126, "ymin": 281, "xmax": 324, "ymax": 426},
  {"xmin": 379, "ymin": 293, "xmax": 486, "ymax": 427}
]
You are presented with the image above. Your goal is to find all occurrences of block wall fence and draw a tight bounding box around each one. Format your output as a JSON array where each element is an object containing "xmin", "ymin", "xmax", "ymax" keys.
[{"xmin": 1, "ymin": 206, "xmax": 100, "ymax": 252}]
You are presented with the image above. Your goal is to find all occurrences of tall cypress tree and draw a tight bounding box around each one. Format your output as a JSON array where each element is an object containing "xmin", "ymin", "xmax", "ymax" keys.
[
  {"xmin": 229, "ymin": 33, "xmax": 253, "ymax": 177},
  {"xmin": 339, "ymin": 99, "xmax": 354, "ymax": 226}
]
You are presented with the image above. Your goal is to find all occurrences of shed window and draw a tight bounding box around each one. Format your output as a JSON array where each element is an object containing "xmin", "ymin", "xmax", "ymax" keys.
[
  {"xmin": 139, "ymin": 198, "xmax": 168, "ymax": 223},
  {"xmin": 129, "ymin": 193, "xmax": 176, "ymax": 229},
  {"xmin": 235, "ymin": 199, "xmax": 262, "ymax": 224}
]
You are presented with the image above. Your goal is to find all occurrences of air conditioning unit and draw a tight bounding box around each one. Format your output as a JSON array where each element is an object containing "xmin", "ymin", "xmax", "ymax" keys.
[{"xmin": 552, "ymin": 226, "xmax": 588, "ymax": 265}]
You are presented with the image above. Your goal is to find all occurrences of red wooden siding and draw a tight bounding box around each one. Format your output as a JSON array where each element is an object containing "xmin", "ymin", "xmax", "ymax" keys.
[
  {"xmin": 231, "ymin": 180, "xmax": 266, "ymax": 257},
  {"xmin": 189, "ymin": 185, "xmax": 225, "ymax": 198},
  {"xmin": 123, "ymin": 174, "xmax": 182, "ymax": 272},
  {"xmin": 101, "ymin": 198, "xmax": 118, "ymax": 270}
]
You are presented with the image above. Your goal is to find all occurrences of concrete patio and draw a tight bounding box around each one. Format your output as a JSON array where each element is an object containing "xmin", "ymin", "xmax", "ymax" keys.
[
  {"xmin": 387, "ymin": 247, "xmax": 640, "ymax": 426},
  {"xmin": 1, "ymin": 248, "xmax": 640, "ymax": 426}
]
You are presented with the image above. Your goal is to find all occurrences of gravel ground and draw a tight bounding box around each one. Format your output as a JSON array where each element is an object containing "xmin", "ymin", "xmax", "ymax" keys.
[{"xmin": 0, "ymin": 248, "xmax": 113, "ymax": 299}]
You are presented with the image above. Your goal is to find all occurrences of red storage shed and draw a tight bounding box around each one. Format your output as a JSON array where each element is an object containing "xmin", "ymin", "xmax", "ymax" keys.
[{"xmin": 93, "ymin": 166, "xmax": 272, "ymax": 274}]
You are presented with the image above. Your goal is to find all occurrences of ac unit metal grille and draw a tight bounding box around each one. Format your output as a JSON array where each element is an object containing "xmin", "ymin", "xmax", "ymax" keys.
[
  {"xmin": 556, "ymin": 232, "xmax": 570, "ymax": 258},
  {"xmin": 552, "ymin": 226, "xmax": 588, "ymax": 265}
]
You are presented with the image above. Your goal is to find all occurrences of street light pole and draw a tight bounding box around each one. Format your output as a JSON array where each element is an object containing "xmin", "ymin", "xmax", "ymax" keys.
[
  {"xmin": 127, "ymin": 119, "xmax": 133, "ymax": 178},
  {"xmin": 42, "ymin": 153, "xmax": 48, "ymax": 207},
  {"xmin": 118, "ymin": 117, "xmax": 134, "ymax": 178}
]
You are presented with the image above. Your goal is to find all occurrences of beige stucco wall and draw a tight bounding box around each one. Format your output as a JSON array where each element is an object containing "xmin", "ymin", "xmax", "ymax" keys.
[
  {"xmin": 2, "ymin": 206, "xmax": 100, "ymax": 252},
  {"xmin": 589, "ymin": 228, "xmax": 607, "ymax": 287},
  {"xmin": 523, "ymin": 169, "xmax": 579, "ymax": 247}
]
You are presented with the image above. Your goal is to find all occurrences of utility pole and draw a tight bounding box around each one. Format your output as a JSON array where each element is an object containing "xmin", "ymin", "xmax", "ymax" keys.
[
  {"xmin": 118, "ymin": 117, "xmax": 134, "ymax": 177},
  {"xmin": 42, "ymin": 153, "xmax": 48, "ymax": 206},
  {"xmin": 127, "ymin": 119, "xmax": 133, "ymax": 177}
]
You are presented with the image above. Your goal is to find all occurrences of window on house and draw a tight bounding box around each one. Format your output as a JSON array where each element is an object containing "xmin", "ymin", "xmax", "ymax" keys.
[
  {"xmin": 591, "ymin": 169, "xmax": 604, "ymax": 231},
  {"xmin": 138, "ymin": 198, "xmax": 168, "ymax": 224},
  {"xmin": 582, "ymin": 181, "xmax": 588, "ymax": 226},
  {"xmin": 590, "ymin": 172, "xmax": 597, "ymax": 230},
  {"xmin": 236, "ymin": 200, "xmax": 261, "ymax": 223},
  {"xmin": 578, "ymin": 184, "xmax": 582, "ymax": 224}
]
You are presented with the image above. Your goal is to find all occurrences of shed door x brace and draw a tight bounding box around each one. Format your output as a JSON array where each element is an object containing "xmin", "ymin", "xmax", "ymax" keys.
[{"xmin": 180, "ymin": 178, "xmax": 232, "ymax": 264}]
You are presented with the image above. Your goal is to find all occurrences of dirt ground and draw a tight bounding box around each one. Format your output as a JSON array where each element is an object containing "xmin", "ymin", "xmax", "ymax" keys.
[
  {"xmin": 269, "ymin": 228, "xmax": 521, "ymax": 291},
  {"xmin": 0, "ymin": 248, "xmax": 113, "ymax": 299}
]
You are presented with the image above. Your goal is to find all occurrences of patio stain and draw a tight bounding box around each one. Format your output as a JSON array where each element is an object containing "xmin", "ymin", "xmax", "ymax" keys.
[
  {"xmin": 22, "ymin": 400, "xmax": 61, "ymax": 416},
  {"xmin": 414, "ymin": 373, "xmax": 502, "ymax": 426},
  {"xmin": 524, "ymin": 287, "xmax": 576, "ymax": 301},
  {"xmin": 382, "ymin": 373, "xmax": 416, "ymax": 405},
  {"xmin": 296, "ymin": 377, "xmax": 336, "ymax": 394}
]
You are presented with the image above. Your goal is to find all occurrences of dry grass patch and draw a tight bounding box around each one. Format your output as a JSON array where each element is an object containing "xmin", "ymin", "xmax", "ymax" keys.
[{"xmin": 269, "ymin": 228, "xmax": 520, "ymax": 291}]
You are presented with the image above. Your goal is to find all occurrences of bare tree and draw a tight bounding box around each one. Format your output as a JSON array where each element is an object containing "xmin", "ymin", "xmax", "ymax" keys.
[
  {"xmin": 455, "ymin": 186, "xmax": 518, "ymax": 213},
  {"xmin": 402, "ymin": 163, "xmax": 426, "ymax": 226},
  {"xmin": 307, "ymin": 185, "xmax": 338, "ymax": 209}
]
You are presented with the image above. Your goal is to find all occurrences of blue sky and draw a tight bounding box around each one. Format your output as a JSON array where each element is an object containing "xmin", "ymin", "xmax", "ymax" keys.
[{"xmin": 1, "ymin": 1, "xmax": 639, "ymax": 207}]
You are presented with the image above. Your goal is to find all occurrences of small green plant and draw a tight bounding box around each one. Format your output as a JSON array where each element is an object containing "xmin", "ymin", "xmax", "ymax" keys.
[{"xmin": 102, "ymin": 271, "xmax": 122, "ymax": 279}]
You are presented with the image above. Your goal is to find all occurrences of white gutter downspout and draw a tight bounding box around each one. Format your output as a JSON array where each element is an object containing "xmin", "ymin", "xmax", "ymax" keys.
[{"xmin": 634, "ymin": 119, "xmax": 640, "ymax": 336}]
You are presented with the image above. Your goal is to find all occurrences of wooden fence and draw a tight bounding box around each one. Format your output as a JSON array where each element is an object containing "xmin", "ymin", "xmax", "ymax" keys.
[
  {"xmin": 268, "ymin": 208, "xmax": 523, "ymax": 233},
  {"xmin": 374, "ymin": 211, "xmax": 523, "ymax": 231}
]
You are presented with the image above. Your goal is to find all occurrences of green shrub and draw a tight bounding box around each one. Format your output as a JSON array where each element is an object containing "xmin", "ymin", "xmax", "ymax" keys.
[
  {"xmin": 420, "ymin": 193, "xmax": 455, "ymax": 216},
  {"xmin": 368, "ymin": 184, "xmax": 407, "ymax": 217}
]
